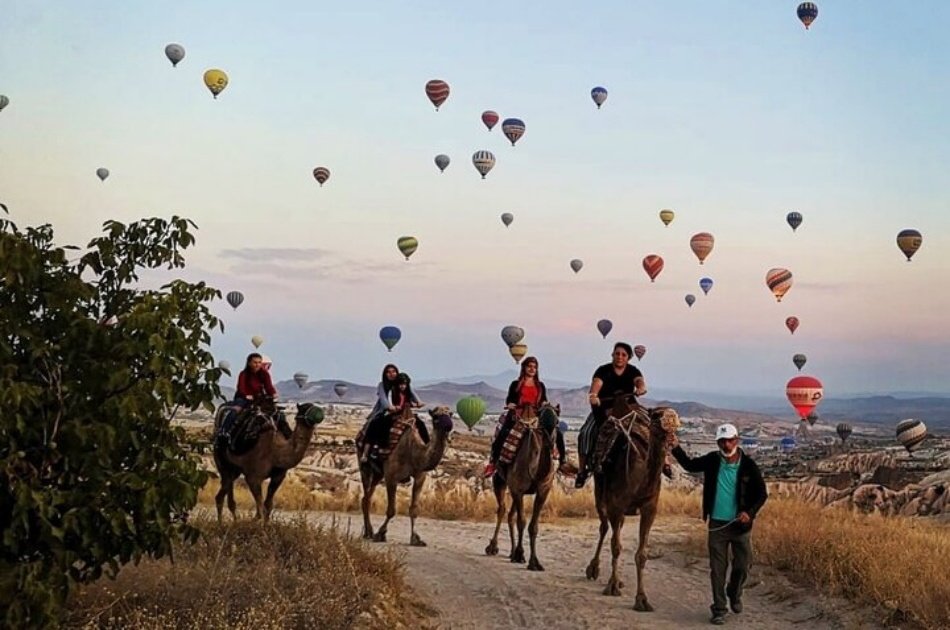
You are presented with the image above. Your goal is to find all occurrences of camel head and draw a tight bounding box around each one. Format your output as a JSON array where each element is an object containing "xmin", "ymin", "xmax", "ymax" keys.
[
  {"xmin": 648, "ymin": 407, "xmax": 681, "ymax": 447},
  {"xmin": 428, "ymin": 406, "xmax": 454, "ymax": 434},
  {"xmin": 538, "ymin": 403, "xmax": 559, "ymax": 434},
  {"xmin": 295, "ymin": 402, "xmax": 325, "ymax": 428}
]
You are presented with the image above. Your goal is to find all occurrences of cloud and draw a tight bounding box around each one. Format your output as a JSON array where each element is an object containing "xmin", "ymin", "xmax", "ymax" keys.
[
  {"xmin": 217, "ymin": 246, "xmax": 438, "ymax": 281},
  {"xmin": 219, "ymin": 247, "xmax": 333, "ymax": 262}
]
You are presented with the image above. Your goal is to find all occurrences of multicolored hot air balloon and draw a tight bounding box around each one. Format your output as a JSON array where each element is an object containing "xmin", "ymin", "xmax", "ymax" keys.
[
  {"xmin": 570, "ymin": 259, "xmax": 583, "ymax": 273},
  {"xmin": 792, "ymin": 353, "xmax": 807, "ymax": 371},
  {"xmin": 786, "ymin": 375, "xmax": 823, "ymax": 419},
  {"xmin": 334, "ymin": 383, "xmax": 348, "ymax": 398},
  {"xmin": 699, "ymin": 277, "xmax": 714, "ymax": 295},
  {"xmin": 509, "ymin": 342, "xmax": 528, "ymax": 364},
  {"xmin": 501, "ymin": 118, "xmax": 526, "ymax": 146},
  {"xmin": 251, "ymin": 335, "xmax": 264, "ymax": 349},
  {"xmin": 591, "ymin": 86, "xmax": 608, "ymax": 109},
  {"xmin": 164, "ymin": 43, "xmax": 185, "ymax": 67},
  {"xmin": 0, "ymin": 95, "xmax": 9, "ymax": 112},
  {"xmin": 501, "ymin": 212, "xmax": 514, "ymax": 227},
  {"xmin": 501, "ymin": 325, "xmax": 524, "ymax": 348},
  {"xmin": 786, "ymin": 212, "xmax": 803, "ymax": 232},
  {"xmin": 481, "ymin": 110, "xmax": 499, "ymax": 131},
  {"xmin": 642, "ymin": 255, "xmax": 664, "ymax": 282},
  {"xmin": 293, "ymin": 372, "xmax": 308, "ymax": 388},
  {"xmin": 786, "ymin": 316, "xmax": 800, "ymax": 334},
  {"xmin": 397, "ymin": 236, "xmax": 418, "ymax": 260},
  {"xmin": 659, "ymin": 209, "xmax": 675, "ymax": 226},
  {"xmin": 312, "ymin": 167, "xmax": 330, "ymax": 186},
  {"xmin": 96, "ymin": 168, "xmax": 110, "ymax": 182},
  {"xmin": 226, "ymin": 291, "xmax": 244, "ymax": 310},
  {"xmin": 434, "ymin": 154, "xmax": 450, "ymax": 173},
  {"xmin": 425, "ymin": 79, "xmax": 450, "ymax": 110},
  {"xmin": 836, "ymin": 422, "xmax": 852, "ymax": 443},
  {"xmin": 797, "ymin": 2, "xmax": 818, "ymax": 29},
  {"xmin": 685, "ymin": 294, "xmax": 696, "ymax": 308},
  {"xmin": 379, "ymin": 326, "xmax": 401, "ymax": 351},
  {"xmin": 766, "ymin": 268, "xmax": 793, "ymax": 302},
  {"xmin": 472, "ymin": 150, "xmax": 495, "ymax": 179},
  {"xmin": 456, "ymin": 396, "xmax": 486, "ymax": 430},
  {"xmin": 896, "ymin": 229, "xmax": 922, "ymax": 261},
  {"xmin": 634, "ymin": 345, "xmax": 646, "ymax": 361},
  {"xmin": 203, "ymin": 69, "xmax": 228, "ymax": 98},
  {"xmin": 690, "ymin": 232, "xmax": 715, "ymax": 265},
  {"xmin": 596, "ymin": 319, "xmax": 613, "ymax": 339},
  {"xmin": 896, "ymin": 418, "xmax": 927, "ymax": 453}
]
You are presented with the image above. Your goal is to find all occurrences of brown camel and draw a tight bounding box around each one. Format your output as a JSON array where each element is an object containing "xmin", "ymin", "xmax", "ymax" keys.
[
  {"xmin": 213, "ymin": 401, "xmax": 324, "ymax": 522},
  {"xmin": 584, "ymin": 395, "xmax": 680, "ymax": 612},
  {"xmin": 358, "ymin": 405, "xmax": 454, "ymax": 546},
  {"xmin": 485, "ymin": 404, "xmax": 561, "ymax": 570}
]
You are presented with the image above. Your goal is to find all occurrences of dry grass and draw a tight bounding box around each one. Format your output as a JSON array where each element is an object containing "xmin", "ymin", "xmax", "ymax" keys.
[{"xmin": 66, "ymin": 515, "xmax": 432, "ymax": 630}]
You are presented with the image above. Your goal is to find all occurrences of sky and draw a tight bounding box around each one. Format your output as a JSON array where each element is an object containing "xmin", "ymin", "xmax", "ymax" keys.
[{"xmin": 2, "ymin": 1, "xmax": 949, "ymax": 397}]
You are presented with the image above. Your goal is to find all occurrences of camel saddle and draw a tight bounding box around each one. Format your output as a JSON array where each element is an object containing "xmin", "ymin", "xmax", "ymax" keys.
[
  {"xmin": 227, "ymin": 409, "xmax": 276, "ymax": 456},
  {"xmin": 592, "ymin": 404, "xmax": 652, "ymax": 474},
  {"xmin": 355, "ymin": 412, "xmax": 419, "ymax": 463},
  {"xmin": 498, "ymin": 416, "xmax": 539, "ymax": 465}
]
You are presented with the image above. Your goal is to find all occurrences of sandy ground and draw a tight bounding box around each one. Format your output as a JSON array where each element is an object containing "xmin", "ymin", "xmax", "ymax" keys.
[{"xmin": 311, "ymin": 511, "xmax": 874, "ymax": 630}]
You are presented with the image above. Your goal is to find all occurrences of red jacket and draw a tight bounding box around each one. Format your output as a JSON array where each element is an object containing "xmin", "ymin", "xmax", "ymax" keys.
[{"xmin": 237, "ymin": 368, "xmax": 276, "ymax": 399}]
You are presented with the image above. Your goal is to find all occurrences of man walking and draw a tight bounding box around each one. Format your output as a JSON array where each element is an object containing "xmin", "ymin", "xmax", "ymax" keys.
[{"xmin": 670, "ymin": 424, "xmax": 768, "ymax": 625}]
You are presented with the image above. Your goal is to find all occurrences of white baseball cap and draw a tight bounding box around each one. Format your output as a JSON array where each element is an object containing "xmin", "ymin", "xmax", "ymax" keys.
[{"xmin": 715, "ymin": 424, "xmax": 739, "ymax": 440}]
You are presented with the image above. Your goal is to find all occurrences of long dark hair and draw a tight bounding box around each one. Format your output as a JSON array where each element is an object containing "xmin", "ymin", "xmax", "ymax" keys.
[
  {"xmin": 391, "ymin": 372, "xmax": 415, "ymax": 406},
  {"xmin": 517, "ymin": 356, "xmax": 540, "ymax": 392},
  {"xmin": 242, "ymin": 353, "xmax": 267, "ymax": 386},
  {"xmin": 380, "ymin": 363, "xmax": 399, "ymax": 395}
]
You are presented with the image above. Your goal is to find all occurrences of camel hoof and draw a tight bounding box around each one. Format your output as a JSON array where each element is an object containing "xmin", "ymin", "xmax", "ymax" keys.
[
  {"xmin": 585, "ymin": 562, "xmax": 599, "ymax": 581},
  {"xmin": 485, "ymin": 541, "xmax": 499, "ymax": 556},
  {"xmin": 409, "ymin": 534, "xmax": 427, "ymax": 547},
  {"xmin": 362, "ymin": 530, "xmax": 373, "ymax": 540},
  {"xmin": 633, "ymin": 595, "xmax": 653, "ymax": 612},
  {"xmin": 603, "ymin": 579, "xmax": 623, "ymax": 596},
  {"xmin": 527, "ymin": 558, "xmax": 544, "ymax": 572},
  {"xmin": 372, "ymin": 531, "xmax": 387, "ymax": 543},
  {"xmin": 510, "ymin": 548, "xmax": 526, "ymax": 564}
]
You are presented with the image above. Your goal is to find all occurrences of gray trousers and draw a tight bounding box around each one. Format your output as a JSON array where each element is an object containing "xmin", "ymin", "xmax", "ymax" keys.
[{"xmin": 707, "ymin": 520, "xmax": 752, "ymax": 615}]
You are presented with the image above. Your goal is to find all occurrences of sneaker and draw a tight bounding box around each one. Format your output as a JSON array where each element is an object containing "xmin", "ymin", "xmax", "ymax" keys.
[
  {"xmin": 710, "ymin": 613, "xmax": 725, "ymax": 625},
  {"xmin": 574, "ymin": 468, "xmax": 589, "ymax": 488},
  {"xmin": 483, "ymin": 462, "xmax": 497, "ymax": 478}
]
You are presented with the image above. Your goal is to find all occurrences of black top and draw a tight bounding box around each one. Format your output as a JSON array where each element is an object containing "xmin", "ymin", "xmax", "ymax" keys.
[
  {"xmin": 671, "ymin": 446, "xmax": 768, "ymax": 532},
  {"xmin": 591, "ymin": 363, "xmax": 643, "ymax": 416}
]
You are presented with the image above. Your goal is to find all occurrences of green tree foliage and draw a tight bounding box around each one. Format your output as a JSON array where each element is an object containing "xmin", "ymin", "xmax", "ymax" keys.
[{"xmin": 0, "ymin": 213, "xmax": 223, "ymax": 627}]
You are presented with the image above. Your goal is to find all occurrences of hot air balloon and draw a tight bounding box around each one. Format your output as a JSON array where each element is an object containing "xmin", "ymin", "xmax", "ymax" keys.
[
  {"xmin": 741, "ymin": 438, "xmax": 760, "ymax": 451},
  {"xmin": 659, "ymin": 209, "xmax": 675, "ymax": 226},
  {"xmin": 397, "ymin": 236, "xmax": 418, "ymax": 260},
  {"xmin": 570, "ymin": 259, "xmax": 583, "ymax": 273},
  {"xmin": 164, "ymin": 43, "xmax": 185, "ymax": 67},
  {"xmin": 334, "ymin": 383, "xmax": 348, "ymax": 398},
  {"xmin": 293, "ymin": 372, "xmax": 308, "ymax": 388},
  {"xmin": 836, "ymin": 422, "xmax": 852, "ymax": 443},
  {"xmin": 203, "ymin": 69, "xmax": 228, "ymax": 98},
  {"xmin": 806, "ymin": 411, "xmax": 819, "ymax": 426},
  {"xmin": 500, "ymin": 212, "xmax": 514, "ymax": 227},
  {"xmin": 896, "ymin": 418, "xmax": 927, "ymax": 453},
  {"xmin": 509, "ymin": 342, "xmax": 528, "ymax": 364},
  {"xmin": 690, "ymin": 232, "xmax": 715, "ymax": 265},
  {"xmin": 634, "ymin": 345, "xmax": 646, "ymax": 361},
  {"xmin": 685, "ymin": 294, "xmax": 696, "ymax": 308},
  {"xmin": 379, "ymin": 326, "xmax": 401, "ymax": 351},
  {"xmin": 501, "ymin": 326, "xmax": 524, "ymax": 348},
  {"xmin": 699, "ymin": 277, "xmax": 714, "ymax": 295},
  {"xmin": 456, "ymin": 396, "xmax": 486, "ymax": 430},
  {"xmin": 434, "ymin": 154, "xmax": 450, "ymax": 173},
  {"xmin": 260, "ymin": 355, "xmax": 272, "ymax": 372},
  {"xmin": 558, "ymin": 420, "xmax": 569, "ymax": 433},
  {"xmin": 219, "ymin": 360, "xmax": 231, "ymax": 373},
  {"xmin": 780, "ymin": 436, "xmax": 796, "ymax": 452},
  {"xmin": 96, "ymin": 168, "xmax": 110, "ymax": 181},
  {"xmin": 425, "ymin": 80, "xmax": 450, "ymax": 110},
  {"xmin": 896, "ymin": 229, "xmax": 922, "ymax": 261},
  {"xmin": 786, "ymin": 212, "xmax": 803, "ymax": 232},
  {"xmin": 642, "ymin": 255, "xmax": 664, "ymax": 282},
  {"xmin": 596, "ymin": 319, "xmax": 613, "ymax": 339},
  {"xmin": 226, "ymin": 291, "xmax": 244, "ymax": 310},
  {"xmin": 797, "ymin": 2, "xmax": 818, "ymax": 29},
  {"xmin": 251, "ymin": 335, "xmax": 264, "ymax": 349},
  {"xmin": 786, "ymin": 375, "xmax": 823, "ymax": 419},
  {"xmin": 472, "ymin": 150, "xmax": 495, "ymax": 179},
  {"xmin": 0, "ymin": 95, "xmax": 8, "ymax": 112},
  {"xmin": 766, "ymin": 268, "xmax": 793, "ymax": 302},
  {"xmin": 786, "ymin": 316, "xmax": 800, "ymax": 334},
  {"xmin": 501, "ymin": 118, "xmax": 525, "ymax": 146},
  {"xmin": 793, "ymin": 353, "xmax": 807, "ymax": 371},
  {"xmin": 481, "ymin": 110, "xmax": 499, "ymax": 130},
  {"xmin": 312, "ymin": 167, "xmax": 330, "ymax": 186},
  {"xmin": 591, "ymin": 86, "xmax": 608, "ymax": 109}
]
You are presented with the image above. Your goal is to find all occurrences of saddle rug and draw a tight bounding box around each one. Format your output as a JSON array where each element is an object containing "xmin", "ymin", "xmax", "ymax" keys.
[
  {"xmin": 356, "ymin": 413, "xmax": 418, "ymax": 463},
  {"xmin": 592, "ymin": 405, "xmax": 652, "ymax": 472}
]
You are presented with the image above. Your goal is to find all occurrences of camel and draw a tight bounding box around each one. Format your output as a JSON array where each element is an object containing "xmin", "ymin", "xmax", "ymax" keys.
[
  {"xmin": 213, "ymin": 400, "xmax": 324, "ymax": 522},
  {"xmin": 358, "ymin": 405, "xmax": 454, "ymax": 546},
  {"xmin": 584, "ymin": 395, "xmax": 680, "ymax": 612},
  {"xmin": 485, "ymin": 404, "xmax": 560, "ymax": 570}
]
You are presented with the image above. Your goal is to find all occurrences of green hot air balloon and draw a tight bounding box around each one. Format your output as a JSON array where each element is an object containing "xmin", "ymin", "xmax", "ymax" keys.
[
  {"xmin": 397, "ymin": 236, "xmax": 418, "ymax": 260},
  {"xmin": 456, "ymin": 396, "xmax": 487, "ymax": 430}
]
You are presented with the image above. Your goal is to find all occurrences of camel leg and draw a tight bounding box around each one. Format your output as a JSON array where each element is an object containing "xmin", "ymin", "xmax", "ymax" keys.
[
  {"xmin": 526, "ymin": 489, "xmax": 549, "ymax": 571},
  {"xmin": 604, "ymin": 512, "xmax": 625, "ymax": 596},
  {"xmin": 409, "ymin": 474, "xmax": 427, "ymax": 547},
  {"xmin": 215, "ymin": 470, "xmax": 232, "ymax": 523},
  {"xmin": 373, "ymin": 480, "xmax": 397, "ymax": 543},
  {"xmin": 633, "ymin": 502, "xmax": 658, "ymax": 612},
  {"xmin": 510, "ymin": 493, "xmax": 526, "ymax": 564},
  {"xmin": 361, "ymin": 474, "xmax": 378, "ymax": 539},
  {"xmin": 586, "ymin": 511, "xmax": 609, "ymax": 580},
  {"xmin": 262, "ymin": 470, "xmax": 286, "ymax": 522},
  {"xmin": 485, "ymin": 477, "xmax": 506, "ymax": 556},
  {"xmin": 247, "ymin": 477, "xmax": 266, "ymax": 521},
  {"xmin": 506, "ymin": 496, "xmax": 517, "ymax": 559}
]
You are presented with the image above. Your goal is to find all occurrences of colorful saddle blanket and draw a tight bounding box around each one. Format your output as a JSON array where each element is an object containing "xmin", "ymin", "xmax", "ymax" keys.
[{"xmin": 355, "ymin": 413, "xmax": 418, "ymax": 462}]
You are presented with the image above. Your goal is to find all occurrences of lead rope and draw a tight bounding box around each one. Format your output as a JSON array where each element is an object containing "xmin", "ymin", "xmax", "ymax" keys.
[{"xmin": 707, "ymin": 518, "xmax": 740, "ymax": 532}]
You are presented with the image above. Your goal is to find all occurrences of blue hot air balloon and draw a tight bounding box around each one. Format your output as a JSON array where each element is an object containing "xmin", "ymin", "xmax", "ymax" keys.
[
  {"xmin": 379, "ymin": 326, "xmax": 401, "ymax": 351},
  {"xmin": 501, "ymin": 118, "xmax": 525, "ymax": 146},
  {"xmin": 699, "ymin": 277, "xmax": 713, "ymax": 296},
  {"xmin": 780, "ymin": 436, "xmax": 796, "ymax": 452},
  {"xmin": 591, "ymin": 86, "xmax": 608, "ymax": 109},
  {"xmin": 558, "ymin": 420, "xmax": 569, "ymax": 433}
]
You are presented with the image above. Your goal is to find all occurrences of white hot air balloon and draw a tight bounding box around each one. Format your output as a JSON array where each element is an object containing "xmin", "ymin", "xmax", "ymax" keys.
[
  {"xmin": 293, "ymin": 372, "xmax": 308, "ymax": 388},
  {"xmin": 251, "ymin": 335, "xmax": 264, "ymax": 349}
]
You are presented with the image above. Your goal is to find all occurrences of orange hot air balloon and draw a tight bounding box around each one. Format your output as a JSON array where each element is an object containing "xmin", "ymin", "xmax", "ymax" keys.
[
  {"xmin": 689, "ymin": 232, "xmax": 715, "ymax": 265},
  {"xmin": 786, "ymin": 375, "xmax": 823, "ymax": 419},
  {"xmin": 766, "ymin": 268, "xmax": 793, "ymax": 302},
  {"xmin": 642, "ymin": 255, "xmax": 664, "ymax": 282},
  {"xmin": 785, "ymin": 316, "xmax": 800, "ymax": 334}
]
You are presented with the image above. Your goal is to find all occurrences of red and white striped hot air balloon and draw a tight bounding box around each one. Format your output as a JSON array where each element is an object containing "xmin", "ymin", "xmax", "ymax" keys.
[
  {"xmin": 766, "ymin": 268, "xmax": 793, "ymax": 302},
  {"xmin": 689, "ymin": 232, "xmax": 715, "ymax": 265},
  {"xmin": 786, "ymin": 375, "xmax": 823, "ymax": 419},
  {"xmin": 642, "ymin": 255, "xmax": 664, "ymax": 283},
  {"xmin": 425, "ymin": 80, "xmax": 450, "ymax": 110}
]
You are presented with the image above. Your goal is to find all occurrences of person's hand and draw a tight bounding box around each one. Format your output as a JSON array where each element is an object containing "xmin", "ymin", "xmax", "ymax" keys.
[
  {"xmin": 635, "ymin": 387, "xmax": 647, "ymax": 397},
  {"xmin": 506, "ymin": 403, "xmax": 516, "ymax": 410},
  {"xmin": 387, "ymin": 405, "xmax": 397, "ymax": 412},
  {"xmin": 588, "ymin": 393, "xmax": 600, "ymax": 406},
  {"xmin": 737, "ymin": 512, "xmax": 751, "ymax": 524},
  {"xmin": 413, "ymin": 401, "xmax": 424, "ymax": 408},
  {"xmin": 246, "ymin": 395, "xmax": 254, "ymax": 401}
]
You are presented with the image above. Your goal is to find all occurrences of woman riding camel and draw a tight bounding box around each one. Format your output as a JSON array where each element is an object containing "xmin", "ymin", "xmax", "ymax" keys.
[
  {"xmin": 366, "ymin": 363, "xmax": 404, "ymax": 422},
  {"xmin": 361, "ymin": 372, "xmax": 424, "ymax": 463},
  {"xmin": 235, "ymin": 352, "xmax": 278, "ymax": 406},
  {"xmin": 483, "ymin": 357, "xmax": 569, "ymax": 477}
]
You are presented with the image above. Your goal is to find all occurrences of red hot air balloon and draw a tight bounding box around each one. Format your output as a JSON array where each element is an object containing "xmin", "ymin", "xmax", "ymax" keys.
[
  {"xmin": 785, "ymin": 316, "xmax": 800, "ymax": 334},
  {"xmin": 481, "ymin": 110, "xmax": 499, "ymax": 131},
  {"xmin": 786, "ymin": 375, "xmax": 823, "ymax": 419},
  {"xmin": 642, "ymin": 255, "xmax": 664, "ymax": 283},
  {"xmin": 312, "ymin": 167, "xmax": 330, "ymax": 186},
  {"xmin": 766, "ymin": 268, "xmax": 793, "ymax": 302},
  {"xmin": 425, "ymin": 80, "xmax": 450, "ymax": 110}
]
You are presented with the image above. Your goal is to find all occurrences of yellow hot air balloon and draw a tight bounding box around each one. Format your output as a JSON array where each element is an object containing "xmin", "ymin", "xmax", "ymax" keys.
[
  {"xmin": 659, "ymin": 209, "xmax": 675, "ymax": 226},
  {"xmin": 251, "ymin": 335, "xmax": 264, "ymax": 349},
  {"xmin": 203, "ymin": 69, "xmax": 229, "ymax": 99},
  {"xmin": 397, "ymin": 236, "xmax": 418, "ymax": 260},
  {"xmin": 509, "ymin": 342, "xmax": 527, "ymax": 364}
]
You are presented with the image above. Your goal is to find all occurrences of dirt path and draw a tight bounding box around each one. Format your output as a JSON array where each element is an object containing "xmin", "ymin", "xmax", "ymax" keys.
[{"xmin": 312, "ymin": 512, "xmax": 869, "ymax": 629}]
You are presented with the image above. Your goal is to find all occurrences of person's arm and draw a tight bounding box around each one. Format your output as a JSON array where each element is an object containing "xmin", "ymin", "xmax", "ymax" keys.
[
  {"xmin": 745, "ymin": 460, "xmax": 768, "ymax": 519},
  {"xmin": 538, "ymin": 382, "xmax": 548, "ymax": 405},
  {"xmin": 670, "ymin": 443, "xmax": 709, "ymax": 473},
  {"xmin": 236, "ymin": 372, "xmax": 250, "ymax": 399},
  {"xmin": 376, "ymin": 383, "xmax": 395, "ymax": 411},
  {"xmin": 410, "ymin": 388, "xmax": 424, "ymax": 407},
  {"xmin": 630, "ymin": 366, "xmax": 647, "ymax": 396},
  {"xmin": 588, "ymin": 365, "xmax": 608, "ymax": 406},
  {"xmin": 506, "ymin": 381, "xmax": 519, "ymax": 409},
  {"xmin": 262, "ymin": 370, "xmax": 277, "ymax": 397}
]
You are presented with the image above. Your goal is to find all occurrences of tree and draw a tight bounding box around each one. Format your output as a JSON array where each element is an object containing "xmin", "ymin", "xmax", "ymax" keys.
[{"xmin": 0, "ymin": 213, "xmax": 223, "ymax": 627}]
